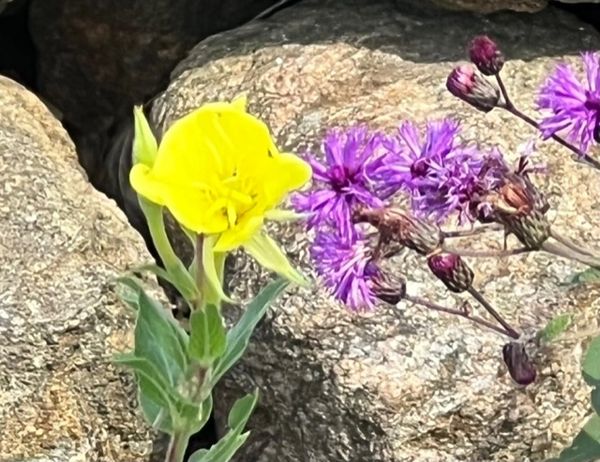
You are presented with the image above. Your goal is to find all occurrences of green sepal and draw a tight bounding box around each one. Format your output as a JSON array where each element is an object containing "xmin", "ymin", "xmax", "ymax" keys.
[{"xmin": 133, "ymin": 105, "xmax": 158, "ymax": 167}]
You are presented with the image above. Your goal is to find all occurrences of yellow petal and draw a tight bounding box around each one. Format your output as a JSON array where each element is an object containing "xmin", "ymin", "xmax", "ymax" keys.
[
  {"xmin": 202, "ymin": 235, "xmax": 232, "ymax": 304},
  {"xmin": 214, "ymin": 214, "xmax": 264, "ymax": 253},
  {"xmin": 132, "ymin": 106, "xmax": 158, "ymax": 167},
  {"xmin": 130, "ymin": 164, "xmax": 167, "ymax": 206},
  {"xmin": 243, "ymin": 233, "xmax": 309, "ymax": 287},
  {"xmin": 262, "ymin": 153, "xmax": 312, "ymax": 207}
]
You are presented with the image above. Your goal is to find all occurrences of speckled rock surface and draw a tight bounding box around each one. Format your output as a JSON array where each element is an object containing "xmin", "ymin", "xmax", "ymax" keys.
[
  {"xmin": 0, "ymin": 77, "xmax": 154, "ymax": 461},
  {"xmin": 148, "ymin": 0, "xmax": 600, "ymax": 461}
]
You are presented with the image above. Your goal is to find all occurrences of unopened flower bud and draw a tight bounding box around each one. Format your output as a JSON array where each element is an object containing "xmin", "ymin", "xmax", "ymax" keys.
[
  {"xmin": 446, "ymin": 64, "xmax": 500, "ymax": 112},
  {"xmin": 502, "ymin": 342, "xmax": 537, "ymax": 386},
  {"xmin": 354, "ymin": 207, "xmax": 443, "ymax": 255},
  {"xmin": 427, "ymin": 253, "xmax": 474, "ymax": 293},
  {"xmin": 373, "ymin": 272, "xmax": 406, "ymax": 305},
  {"xmin": 469, "ymin": 35, "xmax": 504, "ymax": 76}
]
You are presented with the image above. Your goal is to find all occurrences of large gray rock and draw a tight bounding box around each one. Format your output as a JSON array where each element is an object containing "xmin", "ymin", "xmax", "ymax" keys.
[
  {"xmin": 147, "ymin": 0, "xmax": 600, "ymax": 461},
  {"xmin": 0, "ymin": 77, "xmax": 154, "ymax": 461}
]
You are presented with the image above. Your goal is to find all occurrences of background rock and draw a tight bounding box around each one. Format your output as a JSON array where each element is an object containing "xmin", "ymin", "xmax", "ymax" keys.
[
  {"xmin": 28, "ymin": 0, "xmax": 285, "ymax": 135},
  {"xmin": 148, "ymin": 0, "xmax": 600, "ymax": 461},
  {"xmin": 0, "ymin": 77, "xmax": 154, "ymax": 461}
]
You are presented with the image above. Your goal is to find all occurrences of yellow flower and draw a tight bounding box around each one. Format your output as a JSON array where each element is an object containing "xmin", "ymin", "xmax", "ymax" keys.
[{"xmin": 130, "ymin": 97, "xmax": 312, "ymax": 298}]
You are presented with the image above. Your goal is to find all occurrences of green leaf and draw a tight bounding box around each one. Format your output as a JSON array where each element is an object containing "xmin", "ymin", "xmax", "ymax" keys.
[
  {"xmin": 227, "ymin": 390, "xmax": 259, "ymax": 429},
  {"xmin": 564, "ymin": 268, "xmax": 600, "ymax": 286},
  {"xmin": 211, "ymin": 278, "xmax": 289, "ymax": 386},
  {"xmin": 115, "ymin": 275, "xmax": 146, "ymax": 311},
  {"xmin": 547, "ymin": 414, "xmax": 600, "ymax": 462},
  {"xmin": 135, "ymin": 288, "xmax": 189, "ymax": 386},
  {"xmin": 115, "ymin": 354, "xmax": 174, "ymax": 408},
  {"xmin": 538, "ymin": 314, "xmax": 574, "ymax": 343},
  {"xmin": 189, "ymin": 304, "xmax": 227, "ymax": 367},
  {"xmin": 178, "ymin": 394, "xmax": 214, "ymax": 435},
  {"xmin": 583, "ymin": 336, "xmax": 600, "ymax": 387},
  {"xmin": 187, "ymin": 391, "xmax": 258, "ymax": 462},
  {"xmin": 139, "ymin": 390, "xmax": 173, "ymax": 433}
]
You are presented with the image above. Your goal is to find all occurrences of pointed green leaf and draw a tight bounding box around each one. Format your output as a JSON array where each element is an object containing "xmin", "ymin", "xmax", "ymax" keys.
[
  {"xmin": 139, "ymin": 390, "xmax": 173, "ymax": 433},
  {"xmin": 211, "ymin": 278, "xmax": 288, "ymax": 386},
  {"xmin": 187, "ymin": 392, "xmax": 258, "ymax": 462},
  {"xmin": 564, "ymin": 267, "xmax": 600, "ymax": 286},
  {"xmin": 583, "ymin": 337, "xmax": 600, "ymax": 387},
  {"xmin": 114, "ymin": 354, "xmax": 174, "ymax": 408},
  {"xmin": 135, "ymin": 289, "xmax": 188, "ymax": 386},
  {"xmin": 189, "ymin": 304, "xmax": 227, "ymax": 367},
  {"xmin": 227, "ymin": 390, "xmax": 259, "ymax": 429},
  {"xmin": 133, "ymin": 105, "xmax": 158, "ymax": 167},
  {"xmin": 115, "ymin": 275, "xmax": 146, "ymax": 311},
  {"xmin": 547, "ymin": 414, "xmax": 600, "ymax": 462},
  {"xmin": 538, "ymin": 314, "xmax": 574, "ymax": 343}
]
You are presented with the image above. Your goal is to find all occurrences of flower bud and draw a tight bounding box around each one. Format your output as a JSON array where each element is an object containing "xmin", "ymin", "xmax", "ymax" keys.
[
  {"xmin": 502, "ymin": 342, "xmax": 537, "ymax": 386},
  {"xmin": 427, "ymin": 253, "xmax": 474, "ymax": 293},
  {"xmin": 446, "ymin": 64, "xmax": 500, "ymax": 112},
  {"xmin": 469, "ymin": 35, "xmax": 505, "ymax": 76},
  {"xmin": 372, "ymin": 272, "xmax": 406, "ymax": 305},
  {"xmin": 354, "ymin": 207, "xmax": 443, "ymax": 256}
]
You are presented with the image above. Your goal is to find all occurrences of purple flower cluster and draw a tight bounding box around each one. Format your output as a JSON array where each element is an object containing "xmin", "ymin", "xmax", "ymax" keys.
[
  {"xmin": 376, "ymin": 120, "xmax": 486, "ymax": 224},
  {"xmin": 537, "ymin": 52, "xmax": 600, "ymax": 154},
  {"xmin": 295, "ymin": 122, "xmax": 515, "ymax": 311}
]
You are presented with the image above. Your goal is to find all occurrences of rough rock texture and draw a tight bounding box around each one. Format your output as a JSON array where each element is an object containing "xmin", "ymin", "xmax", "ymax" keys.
[
  {"xmin": 431, "ymin": 0, "xmax": 546, "ymax": 13},
  {"xmin": 0, "ymin": 77, "xmax": 154, "ymax": 461},
  {"xmin": 147, "ymin": 0, "xmax": 600, "ymax": 461}
]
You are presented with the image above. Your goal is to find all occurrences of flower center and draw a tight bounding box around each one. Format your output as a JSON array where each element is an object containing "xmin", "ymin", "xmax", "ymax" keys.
[
  {"xmin": 584, "ymin": 92, "xmax": 600, "ymax": 112},
  {"xmin": 410, "ymin": 158, "xmax": 430, "ymax": 177},
  {"xmin": 329, "ymin": 165, "xmax": 353, "ymax": 191}
]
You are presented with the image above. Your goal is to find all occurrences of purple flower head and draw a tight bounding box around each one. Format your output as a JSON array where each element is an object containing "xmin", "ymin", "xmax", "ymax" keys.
[
  {"xmin": 537, "ymin": 52, "xmax": 600, "ymax": 154},
  {"xmin": 310, "ymin": 226, "xmax": 380, "ymax": 312},
  {"xmin": 469, "ymin": 35, "xmax": 504, "ymax": 76},
  {"xmin": 292, "ymin": 126, "xmax": 393, "ymax": 239},
  {"xmin": 377, "ymin": 119, "xmax": 486, "ymax": 224}
]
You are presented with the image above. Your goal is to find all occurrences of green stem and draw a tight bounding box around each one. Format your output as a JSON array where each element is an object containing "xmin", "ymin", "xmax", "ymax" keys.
[
  {"xmin": 195, "ymin": 234, "xmax": 205, "ymax": 311},
  {"xmin": 139, "ymin": 198, "xmax": 198, "ymax": 301},
  {"xmin": 165, "ymin": 432, "xmax": 189, "ymax": 462}
]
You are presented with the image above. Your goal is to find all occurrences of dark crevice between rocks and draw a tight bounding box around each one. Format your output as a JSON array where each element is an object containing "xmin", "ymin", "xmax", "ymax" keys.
[{"xmin": 0, "ymin": 0, "xmax": 35, "ymax": 91}]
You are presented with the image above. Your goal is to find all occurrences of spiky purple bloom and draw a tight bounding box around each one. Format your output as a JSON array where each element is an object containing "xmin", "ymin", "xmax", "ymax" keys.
[
  {"xmin": 310, "ymin": 227, "xmax": 380, "ymax": 311},
  {"xmin": 375, "ymin": 119, "xmax": 486, "ymax": 224},
  {"xmin": 292, "ymin": 126, "xmax": 395, "ymax": 239},
  {"xmin": 537, "ymin": 52, "xmax": 600, "ymax": 154}
]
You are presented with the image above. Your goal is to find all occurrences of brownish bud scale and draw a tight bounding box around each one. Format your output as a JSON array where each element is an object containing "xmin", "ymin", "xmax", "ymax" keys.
[
  {"xmin": 446, "ymin": 64, "xmax": 500, "ymax": 112},
  {"xmin": 427, "ymin": 253, "xmax": 474, "ymax": 293},
  {"xmin": 469, "ymin": 35, "xmax": 505, "ymax": 76},
  {"xmin": 354, "ymin": 206, "xmax": 443, "ymax": 255},
  {"xmin": 372, "ymin": 272, "xmax": 406, "ymax": 305},
  {"xmin": 502, "ymin": 342, "xmax": 537, "ymax": 386}
]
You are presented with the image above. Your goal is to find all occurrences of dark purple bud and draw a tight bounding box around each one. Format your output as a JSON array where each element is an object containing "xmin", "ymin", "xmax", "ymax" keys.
[
  {"xmin": 427, "ymin": 253, "xmax": 474, "ymax": 293},
  {"xmin": 469, "ymin": 35, "xmax": 505, "ymax": 76},
  {"xmin": 502, "ymin": 342, "xmax": 537, "ymax": 386},
  {"xmin": 372, "ymin": 272, "xmax": 406, "ymax": 305},
  {"xmin": 446, "ymin": 64, "xmax": 500, "ymax": 112}
]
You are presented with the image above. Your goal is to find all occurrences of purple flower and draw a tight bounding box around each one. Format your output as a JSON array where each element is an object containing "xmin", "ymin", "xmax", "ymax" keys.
[
  {"xmin": 537, "ymin": 52, "xmax": 600, "ymax": 154},
  {"xmin": 376, "ymin": 119, "xmax": 486, "ymax": 224},
  {"xmin": 292, "ymin": 126, "xmax": 393, "ymax": 239},
  {"xmin": 310, "ymin": 227, "xmax": 380, "ymax": 311}
]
